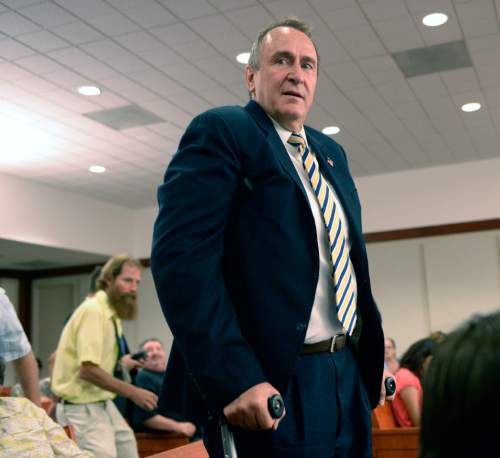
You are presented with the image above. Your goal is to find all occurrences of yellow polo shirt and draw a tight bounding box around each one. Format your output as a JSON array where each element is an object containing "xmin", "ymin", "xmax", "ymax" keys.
[{"xmin": 51, "ymin": 290, "xmax": 123, "ymax": 404}]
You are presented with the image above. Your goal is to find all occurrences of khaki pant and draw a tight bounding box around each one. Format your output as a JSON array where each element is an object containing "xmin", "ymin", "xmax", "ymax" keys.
[{"xmin": 57, "ymin": 400, "xmax": 138, "ymax": 458}]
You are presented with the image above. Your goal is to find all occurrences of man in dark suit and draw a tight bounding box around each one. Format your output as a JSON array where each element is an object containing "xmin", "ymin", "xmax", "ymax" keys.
[{"xmin": 151, "ymin": 17, "xmax": 386, "ymax": 458}]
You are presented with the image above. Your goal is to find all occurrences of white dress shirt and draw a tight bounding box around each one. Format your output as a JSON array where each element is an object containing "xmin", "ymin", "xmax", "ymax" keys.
[{"xmin": 270, "ymin": 118, "xmax": 357, "ymax": 343}]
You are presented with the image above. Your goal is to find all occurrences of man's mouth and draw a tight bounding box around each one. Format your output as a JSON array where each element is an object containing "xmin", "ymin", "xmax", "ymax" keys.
[{"xmin": 282, "ymin": 91, "xmax": 303, "ymax": 99}]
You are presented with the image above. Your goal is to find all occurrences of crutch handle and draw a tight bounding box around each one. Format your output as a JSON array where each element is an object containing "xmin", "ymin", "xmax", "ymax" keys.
[{"xmin": 268, "ymin": 394, "xmax": 285, "ymax": 419}]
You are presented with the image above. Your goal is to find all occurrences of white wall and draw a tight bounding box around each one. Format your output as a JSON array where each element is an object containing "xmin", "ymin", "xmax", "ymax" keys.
[
  {"xmin": 368, "ymin": 229, "xmax": 500, "ymax": 356},
  {"xmin": 2, "ymin": 157, "xmax": 500, "ymax": 260},
  {"xmin": 0, "ymin": 173, "xmax": 134, "ymax": 256},
  {"xmin": 357, "ymin": 157, "xmax": 500, "ymax": 232}
]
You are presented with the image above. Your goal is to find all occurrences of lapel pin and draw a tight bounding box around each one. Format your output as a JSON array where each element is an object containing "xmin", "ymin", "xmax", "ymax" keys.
[{"xmin": 327, "ymin": 159, "xmax": 334, "ymax": 168}]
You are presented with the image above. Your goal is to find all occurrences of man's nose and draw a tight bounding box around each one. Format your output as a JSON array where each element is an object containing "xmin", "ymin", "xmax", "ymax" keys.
[{"xmin": 287, "ymin": 62, "xmax": 303, "ymax": 83}]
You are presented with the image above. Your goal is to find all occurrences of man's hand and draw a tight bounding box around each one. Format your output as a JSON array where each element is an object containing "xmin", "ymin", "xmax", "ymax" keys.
[
  {"xmin": 223, "ymin": 382, "xmax": 284, "ymax": 431},
  {"xmin": 379, "ymin": 369, "xmax": 396, "ymax": 405},
  {"xmin": 121, "ymin": 354, "xmax": 144, "ymax": 371},
  {"xmin": 129, "ymin": 386, "xmax": 158, "ymax": 411},
  {"xmin": 178, "ymin": 422, "xmax": 197, "ymax": 437}
]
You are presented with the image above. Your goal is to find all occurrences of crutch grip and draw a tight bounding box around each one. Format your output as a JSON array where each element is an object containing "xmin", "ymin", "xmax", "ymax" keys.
[{"xmin": 268, "ymin": 394, "xmax": 285, "ymax": 419}]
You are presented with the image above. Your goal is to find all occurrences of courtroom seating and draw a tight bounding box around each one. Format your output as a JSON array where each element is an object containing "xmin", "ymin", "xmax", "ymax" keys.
[
  {"xmin": 145, "ymin": 440, "xmax": 208, "ymax": 458},
  {"xmin": 63, "ymin": 424, "xmax": 77, "ymax": 441},
  {"xmin": 136, "ymin": 431, "xmax": 190, "ymax": 458},
  {"xmin": 41, "ymin": 396, "xmax": 55, "ymax": 414},
  {"xmin": 371, "ymin": 402, "xmax": 420, "ymax": 458},
  {"xmin": 0, "ymin": 385, "xmax": 12, "ymax": 396}
]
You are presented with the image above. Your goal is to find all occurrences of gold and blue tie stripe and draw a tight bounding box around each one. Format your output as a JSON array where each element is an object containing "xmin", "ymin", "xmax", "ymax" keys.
[{"xmin": 288, "ymin": 133, "xmax": 357, "ymax": 335}]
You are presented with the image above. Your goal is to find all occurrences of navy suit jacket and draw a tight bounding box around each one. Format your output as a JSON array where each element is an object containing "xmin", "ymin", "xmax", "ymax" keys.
[{"xmin": 151, "ymin": 100, "xmax": 384, "ymax": 424}]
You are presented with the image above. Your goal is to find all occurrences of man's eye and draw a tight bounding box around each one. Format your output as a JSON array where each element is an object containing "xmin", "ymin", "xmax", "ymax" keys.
[
  {"xmin": 303, "ymin": 62, "xmax": 314, "ymax": 70},
  {"xmin": 276, "ymin": 58, "xmax": 288, "ymax": 64}
]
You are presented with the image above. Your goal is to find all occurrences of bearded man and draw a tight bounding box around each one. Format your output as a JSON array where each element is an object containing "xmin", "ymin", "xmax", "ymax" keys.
[{"xmin": 51, "ymin": 254, "xmax": 158, "ymax": 458}]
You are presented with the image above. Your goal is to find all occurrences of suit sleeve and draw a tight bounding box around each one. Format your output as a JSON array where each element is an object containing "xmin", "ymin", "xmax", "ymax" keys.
[{"xmin": 151, "ymin": 110, "xmax": 267, "ymax": 412}]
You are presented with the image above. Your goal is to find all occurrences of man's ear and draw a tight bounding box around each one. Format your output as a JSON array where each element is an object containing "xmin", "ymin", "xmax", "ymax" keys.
[{"xmin": 245, "ymin": 65, "xmax": 256, "ymax": 98}]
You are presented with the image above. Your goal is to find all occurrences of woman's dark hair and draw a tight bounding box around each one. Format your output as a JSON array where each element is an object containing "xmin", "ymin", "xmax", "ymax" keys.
[
  {"xmin": 399, "ymin": 337, "xmax": 438, "ymax": 379},
  {"xmin": 421, "ymin": 311, "xmax": 500, "ymax": 458}
]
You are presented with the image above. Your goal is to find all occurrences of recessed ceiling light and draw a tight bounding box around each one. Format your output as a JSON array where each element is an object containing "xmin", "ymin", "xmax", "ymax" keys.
[
  {"xmin": 422, "ymin": 13, "xmax": 448, "ymax": 27},
  {"xmin": 236, "ymin": 52, "xmax": 250, "ymax": 64},
  {"xmin": 461, "ymin": 102, "xmax": 481, "ymax": 112},
  {"xmin": 78, "ymin": 85, "xmax": 101, "ymax": 96},
  {"xmin": 89, "ymin": 165, "xmax": 106, "ymax": 173},
  {"xmin": 322, "ymin": 126, "xmax": 340, "ymax": 135}
]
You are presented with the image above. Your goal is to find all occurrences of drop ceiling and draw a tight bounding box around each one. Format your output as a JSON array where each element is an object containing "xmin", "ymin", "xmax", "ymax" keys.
[{"xmin": 0, "ymin": 0, "xmax": 499, "ymax": 209}]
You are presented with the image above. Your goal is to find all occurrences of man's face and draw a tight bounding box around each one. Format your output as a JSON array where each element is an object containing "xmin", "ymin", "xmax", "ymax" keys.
[
  {"xmin": 106, "ymin": 263, "xmax": 141, "ymax": 320},
  {"xmin": 143, "ymin": 340, "xmax": 167, "ymax": 372},
  {"xmin": 245, "ymin": 26, "xmax": 318, "ymax": 132}
]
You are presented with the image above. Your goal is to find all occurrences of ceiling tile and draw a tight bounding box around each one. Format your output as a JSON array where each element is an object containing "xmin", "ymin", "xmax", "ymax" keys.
[
  {"xmin": 371, "ymin": 14, "xmax": 425, "ymax": 53},
  {"xmin": 224, "ymin": 4, "xmax": 274, "ymax": 40},
  {"xmin": 322, "ymin": 61, "xmax": 370, "ymax": 91},
  {"xmin": 115, "ymin": 30, "xmax": 164, "ymax": 53},
  {"xmin": 16, "ymin": 29, "xmax": 68, "ymax": 52},
  {"xmin": 115, "ymin": 2, "xmax": 177, "ymax": 28},
  {"xmin": 454, "ymin": 0, "xmax": 498, "ymax": 38},
  {"xmin": 175, "ymin": 39, "xmax": 219, "ymax": 60},
  {"xmin": 19, "ymin": 1, "xmax": 76, "ymax": 27},
  {"xmin": 80, "ymin": 39, "xmax": 129, "ymax": 60},
  {"xmin": 0, "ymin": 37, "xmax": 35, "ymax": 59},
  {"xmin": 52, "ymin": 20, "xmax": 104, "ymax": 44},
  {"xmin": 319, "ymin": 6, "xmax": 368, "ymax": 30},
  {"xmin": 157, "ymin": 0, "xmax": 218, "ymax": 20},
  {"xmin": 87, "ymin": 11, "xmax": 141, "ymax": 36},
  {"xmin": 334, "ymin": 24, "xmax": 386, "ymax": 59},
  {"xmin": 0, "ymin": 10, "xmax": 40, "ymax": 36},
  {"xmin": 53, "ymin": 0, "xmax": 115, "ymax": 19},
  {"xmin": 357, "ymin": 55, "xmax": 405, "ymax": 85},
  {"xmin": 0, "ymin": 61, "xmax": 34, "ymax": 80},
  {"xmin": 15, "ymin": 54, "xmax": 66, "ymax": 74},
  {"xmin": 208, "ymin": 0, "xmax": 258, "ymax": 11},
  {"xmin": 195, "ymin": 55, "xmax": 243, "ymax": 85},
  {"xmin": 440, "ymin": 67, "xmax": 480, "ymax": 94},
  {"xmin": 408, "ymin": 73, "xmax": 448, "ymax": 99},
  {"xmin": 150, "ymin": 22, "xmax": 199, "ymax": 47},
  {"xmin": 360, "ymin": 0, "xmax": 409, "ymax": 22}
]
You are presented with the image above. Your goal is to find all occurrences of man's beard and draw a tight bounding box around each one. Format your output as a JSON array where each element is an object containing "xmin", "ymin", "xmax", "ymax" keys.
[{"xmin": 107, "ymin": 285, "xmax": 138, "ymax": 320}]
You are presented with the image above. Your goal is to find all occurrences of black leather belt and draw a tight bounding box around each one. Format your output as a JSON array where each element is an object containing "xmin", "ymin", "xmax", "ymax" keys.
[{"xmin": 302, "ymin": 333, "xmax": 347, "ymax": 354}]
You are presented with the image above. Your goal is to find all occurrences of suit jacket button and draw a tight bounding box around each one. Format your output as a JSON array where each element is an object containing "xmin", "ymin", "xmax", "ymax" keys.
[{"xmin": 296, "ymin": 323, "xmax": 306, "ymax": 332}]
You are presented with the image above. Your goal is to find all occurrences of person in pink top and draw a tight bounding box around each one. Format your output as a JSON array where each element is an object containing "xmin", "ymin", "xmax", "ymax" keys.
[{"xmin": 392, "ymin": 338, "xmax": 437, "ymax": 427}]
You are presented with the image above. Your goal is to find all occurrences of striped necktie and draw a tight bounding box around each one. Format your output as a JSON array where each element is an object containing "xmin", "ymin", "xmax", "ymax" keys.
[{"xmin": 288, "ymin": 133, "xmax": 357, "ymax": 335}]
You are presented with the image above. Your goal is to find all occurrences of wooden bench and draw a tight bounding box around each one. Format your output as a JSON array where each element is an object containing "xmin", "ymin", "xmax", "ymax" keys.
[
  {"xmin": 0, "ymin": 385, "xmax": 12, "ymax": 396},
  {"xmin": 145, "ymin": 440, "xmax": 208, "ymax": 458},
  {"xmin": 371, "ymin": 402, "xmax": 420, "ymax": 458},
  {"xmin": 136, "ymin": 432, "xmax": 190, "ymax": 458}
]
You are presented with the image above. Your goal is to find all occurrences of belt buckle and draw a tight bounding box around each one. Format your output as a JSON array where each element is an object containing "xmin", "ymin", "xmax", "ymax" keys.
[
  {"xmin": 329, "ymin": 333, "xmax": 346, "ymax": 352},
  {"xmin": 329, "ymin": 335, "xmax": 338, "ymax": 352}
]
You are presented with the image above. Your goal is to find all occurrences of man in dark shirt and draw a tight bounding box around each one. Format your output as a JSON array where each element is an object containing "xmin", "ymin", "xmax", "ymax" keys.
[{"xmin": 132, "ymin": 338, "xmax": 195, "ymax": 437}]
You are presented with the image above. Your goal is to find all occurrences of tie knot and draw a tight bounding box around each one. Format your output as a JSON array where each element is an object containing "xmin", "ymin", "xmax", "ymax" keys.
[{"xmin": 288, "ymin": 133, "xmax": 306, "ymax": 153}]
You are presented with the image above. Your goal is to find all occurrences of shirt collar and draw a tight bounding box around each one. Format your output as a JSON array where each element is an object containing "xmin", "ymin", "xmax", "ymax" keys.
[{"xmin": 267, "ymin": 114, "xmax": 308, "ymax": 148}]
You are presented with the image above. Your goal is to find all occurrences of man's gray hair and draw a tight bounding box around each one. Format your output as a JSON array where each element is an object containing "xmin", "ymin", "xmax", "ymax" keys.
[
  {"xmin": 139, "ymin": 337, "xmax": 164, "ymax": 351},
  {"xmin": 247, "ymin": 17, "xmax": 320, "ymax": 71}
]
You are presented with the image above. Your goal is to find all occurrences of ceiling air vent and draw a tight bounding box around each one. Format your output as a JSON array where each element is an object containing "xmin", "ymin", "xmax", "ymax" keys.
[
  {"xmin": 392, "ymin": 40, "xmax": 472, "ymax": 78},
  {"xmin": 83, "ymin": 104, "xmax": 165, "ymax": 130}
]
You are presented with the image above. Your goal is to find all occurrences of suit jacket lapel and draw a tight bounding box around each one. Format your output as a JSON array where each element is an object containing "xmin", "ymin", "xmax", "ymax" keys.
[{"xmin": 245, "ymin": 101, "xmax": 308, "ymax": 198}]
